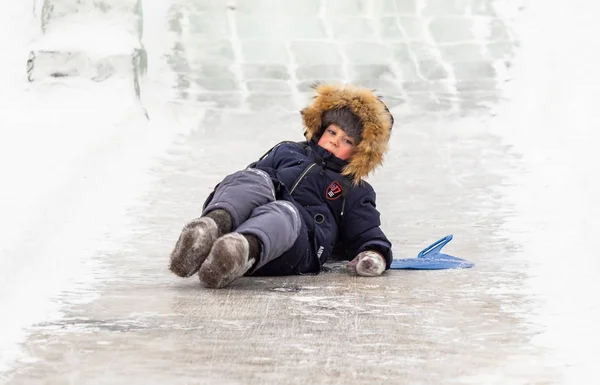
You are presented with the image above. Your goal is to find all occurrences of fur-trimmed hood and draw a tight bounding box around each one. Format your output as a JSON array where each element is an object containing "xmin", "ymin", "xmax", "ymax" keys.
[{"xmin": 301, "ymin": 83, "xmax": 394, "ymax": 183}]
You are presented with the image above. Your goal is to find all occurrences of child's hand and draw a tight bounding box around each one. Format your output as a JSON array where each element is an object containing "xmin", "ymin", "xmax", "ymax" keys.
[{"xmin": 347, "ymin": 250, "xmax": 386, "ymax": 277}]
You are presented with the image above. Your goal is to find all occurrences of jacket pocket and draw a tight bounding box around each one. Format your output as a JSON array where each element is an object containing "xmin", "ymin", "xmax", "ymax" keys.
[{"xmin": 308, "ymin": 206, "xmax": 337, "ymax": 263}]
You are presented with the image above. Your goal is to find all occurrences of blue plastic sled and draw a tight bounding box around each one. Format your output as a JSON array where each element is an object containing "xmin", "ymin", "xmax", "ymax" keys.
[{"xmin": 390, "ymin": 235, "xmax": 474, "ymax": 270}]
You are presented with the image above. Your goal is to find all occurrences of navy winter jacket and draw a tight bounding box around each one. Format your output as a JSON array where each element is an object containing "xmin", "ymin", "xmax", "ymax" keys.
[{"xmin": 254, "ymin": 140, "xmax": 393, "ymax": 268}]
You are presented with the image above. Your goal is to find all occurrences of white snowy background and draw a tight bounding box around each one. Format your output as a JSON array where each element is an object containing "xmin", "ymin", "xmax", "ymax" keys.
[
  {"xmin": 1, "ymin": 0, "xmax": 599, "ymax": 383},
  {"xmin": 1, "ymin": 0, "xmax": 200, "ymax": 373}
]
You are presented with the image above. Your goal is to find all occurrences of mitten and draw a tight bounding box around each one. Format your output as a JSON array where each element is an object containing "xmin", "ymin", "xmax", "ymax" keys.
[{"xmin": 346, "ymin": 250, "xmax": 386, "ymax": 277}]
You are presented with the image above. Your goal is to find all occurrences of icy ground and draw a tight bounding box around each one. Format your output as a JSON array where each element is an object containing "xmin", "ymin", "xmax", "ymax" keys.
[{"xmin": 1, "ymin": 0, "xmax": 599, "ymax": 384}]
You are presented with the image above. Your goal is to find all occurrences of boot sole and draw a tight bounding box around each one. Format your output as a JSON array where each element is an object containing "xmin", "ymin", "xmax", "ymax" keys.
[{"xmin": 169, "ymin": 221, "xmax": 216, "ymax": 277}]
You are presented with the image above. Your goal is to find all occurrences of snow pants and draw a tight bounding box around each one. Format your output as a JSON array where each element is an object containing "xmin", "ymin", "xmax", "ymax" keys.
[{"xmin": 202, "ymin": 168, "xmax": 320, "ymax": 276}]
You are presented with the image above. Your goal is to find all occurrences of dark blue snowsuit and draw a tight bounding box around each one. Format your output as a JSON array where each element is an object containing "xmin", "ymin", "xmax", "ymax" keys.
[{"xmin": 202, "ymin": 140, "xmax": 392, "ymax": 276}]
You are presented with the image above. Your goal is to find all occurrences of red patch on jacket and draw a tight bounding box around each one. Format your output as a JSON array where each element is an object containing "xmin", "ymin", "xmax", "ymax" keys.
[{"xmin": 326, "ymin": 181, "xmax": 343, "ymax": 200}]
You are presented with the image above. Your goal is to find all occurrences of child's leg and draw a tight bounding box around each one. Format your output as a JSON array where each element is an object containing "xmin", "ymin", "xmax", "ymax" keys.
[
  {"xmin": 169, "ymin": 168, "xmax": 275, "ymax": 278},
  {"xmin": 202, "ymin": 168, "xmax": 276, "ymax": 228},
  {"xmin": 238, "ymin": 200, "xmax": 302, "ymax": 267},
  {"xmin": 198, "ymin": 200, "xmax": 301, "ymax": 288}
]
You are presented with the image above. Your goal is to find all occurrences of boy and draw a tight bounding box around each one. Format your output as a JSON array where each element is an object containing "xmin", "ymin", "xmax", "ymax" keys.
[{"xmin": 169, "ymin": 83, "xmax": 394, "ymax": 288}]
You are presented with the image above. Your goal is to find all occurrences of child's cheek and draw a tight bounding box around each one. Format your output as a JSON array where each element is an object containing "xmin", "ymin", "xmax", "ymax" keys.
[{"xmin": 338, "ymin": 147, "xmax": 353, "ymax": 161}]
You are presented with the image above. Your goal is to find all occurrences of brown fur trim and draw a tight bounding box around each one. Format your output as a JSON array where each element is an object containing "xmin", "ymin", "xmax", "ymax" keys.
[{"xmin": 301, "ymin": 83, "xmax": 393, "ymax": 183}]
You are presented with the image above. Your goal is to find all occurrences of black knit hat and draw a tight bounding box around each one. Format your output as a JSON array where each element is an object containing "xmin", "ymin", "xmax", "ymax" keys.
[{"xmin": 321, "ymin": 107, "xmax": 363, "ymax": 144}]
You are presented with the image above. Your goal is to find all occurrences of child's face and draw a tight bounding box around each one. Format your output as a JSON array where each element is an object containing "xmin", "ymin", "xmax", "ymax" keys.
[{"xmin": 317, "ymin": 124, "xmax": 357, "ymax": 161}]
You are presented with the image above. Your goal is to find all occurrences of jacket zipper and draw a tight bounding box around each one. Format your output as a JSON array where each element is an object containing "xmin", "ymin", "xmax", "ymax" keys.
[{"xmin": 290, "ymin": 163, "xmax": 317, "ymax": 195}]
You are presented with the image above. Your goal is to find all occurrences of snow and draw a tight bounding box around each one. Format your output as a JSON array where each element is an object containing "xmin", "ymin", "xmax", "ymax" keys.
[
  {"xmin": 0, "ymin": 1, "xmax": 199, "ymax": 372},
  {"xmin": 491, "ymin": 0, "xmax": 600, "ymax": 382}
]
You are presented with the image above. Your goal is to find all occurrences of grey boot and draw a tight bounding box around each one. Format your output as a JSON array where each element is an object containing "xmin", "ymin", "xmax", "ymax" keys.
[
  {"xmin": 199, "ymin": 233, "xmax": 259, "ymax": 288},
  {"xmin": 169, "ymin": 217, "xmax": 219, "ymax": 277},
  {"xmin": 169, "ymin": 209, "xmax": 233, "ymax": 277}
]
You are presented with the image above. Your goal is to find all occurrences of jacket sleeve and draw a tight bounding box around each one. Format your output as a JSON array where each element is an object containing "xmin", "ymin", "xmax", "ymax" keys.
[
  {"xmin": 252, "ymin": 142, "xmax": 291, "ymax": 178},
  {"xmin": 251, "ymin": 143, "xmax": 298, "ymax": 200},
  {"xmin": 340, "ymin": 187, "xmax": 393, "ymax": 269}
]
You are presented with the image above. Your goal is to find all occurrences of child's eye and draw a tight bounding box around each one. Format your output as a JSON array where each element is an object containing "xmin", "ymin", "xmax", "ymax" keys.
[
  {"xmin": 344, "ymin": 139, "xmax": 354, "ymax": 145},
  {"xmin": 328, "ymin": 129, "xmax": 336, "ymax": 135}
]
